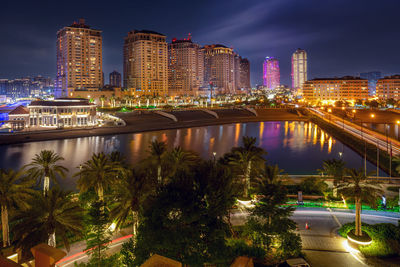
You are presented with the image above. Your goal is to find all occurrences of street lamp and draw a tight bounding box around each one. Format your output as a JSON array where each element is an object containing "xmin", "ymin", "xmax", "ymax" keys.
[{"xmin": 353, "ymin": 115, "xmax": 367, "ymax": 175}]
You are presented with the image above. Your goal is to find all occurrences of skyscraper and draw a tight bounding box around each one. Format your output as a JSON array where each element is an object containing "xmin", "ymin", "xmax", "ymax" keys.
[
  {"xmin": 239, "ymin": 57, "xmax": 251, "ymax": 90},
  {"xmin": 360, "ymin": 71, "xmax": 382, "ymax": 96},
  {"xmin": 56, "ymin": 19, "xmax": 103, "ymax": 98},
  {"xmin": 109, "ymin": 71, "xmax": 121, "ymax": 87},
  {"xmin": 123, "ymin": 30, "xmax": 168, "ymax": 96},
  {"xmin": 203, "ymin": 44, "xmax": 237, "ymax": 94},
  {"xmin": 168, "ymin": 34, "xmax": 204, "ymax": 96},
  {"xmin": 291, "ymin": 49, "xmax": 307, "ymax": 89},
  {"xmin": 263, "ymin": 57, "xmax": 280, "ymax": 90}
]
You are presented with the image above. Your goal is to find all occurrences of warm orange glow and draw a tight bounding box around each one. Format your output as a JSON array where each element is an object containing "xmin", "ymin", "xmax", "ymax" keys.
[
  {"xmin": 327, "ymin": 108, "xmax": 332, "ymax": 113},
  {"xmin": 397, "ymin": 120, "xmax": 400, "ymax": 125},
  {"xmin": 370, "ymin": 113, "xmax": 375, "ymax": 118},
  {"xmin": 341, "ymin": 107, "xmax": 345, "ymax": 110},
  {"xmin": 352, "ymin": 109, "xmax": 356, "ymax": 113}
]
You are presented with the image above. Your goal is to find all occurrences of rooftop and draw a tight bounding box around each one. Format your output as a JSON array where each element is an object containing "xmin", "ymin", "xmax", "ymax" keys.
[
  {"xmin": 29, "ymin": 98, "xmax": 95, "ymax": 107},
  {"xmin": 129, "ymin": 29, "xmax": 165, "ymax": 36}
]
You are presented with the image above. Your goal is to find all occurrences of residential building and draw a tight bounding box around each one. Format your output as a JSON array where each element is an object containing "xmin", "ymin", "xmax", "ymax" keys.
[
  {"xmin": 168, "ymin": 34, "xmax": 204, "ymax": 96},
  {"xmin": 302, "ymin": 76, "xmax": 368, "ymax": 103},
  {"xmin": 239, "ymin": 57, "xmax": 251, "ymax": 90},
  {"xmin": 123, "ymin": 30, "xmax": 168, "ymax": 96},
  {"xmin": 263, "ymin": 57, "xmax": 280, "ymax": 90},
  {"xmin": 291, "ymin": 49, "xmax": 307, "ymax": 90},
  {"xmin": 360, "ymin": 71, "xmax": 382, "ymax": 96},
  {"xmin": 109, "ymin": 71, "xmax": 121, "ymax": 87},
  {"xmin": 203, "ymin": 44, "xmax": 237, "ymax": 94},
  {"xmin": 376, "ymin": 75, "xmax": 400, "ymax": 100},
  {"xmin": 56, "ymin": 19, "xmax": 103, "ymax": 98}
]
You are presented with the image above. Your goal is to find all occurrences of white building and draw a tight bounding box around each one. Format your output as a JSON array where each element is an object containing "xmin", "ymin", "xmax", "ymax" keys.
[{"xmin": 291, "ymin": 49, "xmax": 308, "ymax": 90}]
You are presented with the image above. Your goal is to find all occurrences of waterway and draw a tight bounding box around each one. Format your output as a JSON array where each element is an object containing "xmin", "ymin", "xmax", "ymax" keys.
[{"xmin": 0, "ymin": 121, "xmax": 385, "ymax": 190}]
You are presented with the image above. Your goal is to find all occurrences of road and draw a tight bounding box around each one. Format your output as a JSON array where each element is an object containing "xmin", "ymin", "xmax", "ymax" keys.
[
  {"xmin": 231, "ymin": 208, "xmax": 400, "ymax": 267},
  {"xmin": 56, "ymin": 208, "xmax": 400, "ymax": 267},
  {"xmin": 309, "ymin": 108, "xmax": 400, "ymax": 156}
]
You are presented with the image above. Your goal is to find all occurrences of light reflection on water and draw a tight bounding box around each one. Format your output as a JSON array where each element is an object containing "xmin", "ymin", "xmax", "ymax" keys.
[{"xmin": 0, "ymin": 121, "xmax": 385, "ymax": 191}]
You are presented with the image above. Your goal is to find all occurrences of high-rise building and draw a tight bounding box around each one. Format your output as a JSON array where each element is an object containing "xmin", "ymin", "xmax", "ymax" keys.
[
  {"xmin": 55, "ymin": 19, "xmax": 103, "ymax": 98},
  {"xmin": 291, "ymin": 49, "xmax": 307, "ymax": 90},
  {"xmin": 239, "ymin": 57, "xmax": 251, "ymax": 90},
  {"xmin": 263, "ymin": 57, "xmax": 280, "ymax": 90},
  {"xmin": 109, "ymin": 71, "xmax": 121, "ymax": 88},
  {"xmin": 376, "ymin": 75, "xmax": 400, "ymax": 100},
  {"xmin": 203, "ymin": 44, "xmax": 237, "ymax": 94},
  {"xmin": 360, "ymin": 71, "xmax": 382, "ymax": 96},
  {"xmin": 168, "ymin": 34, "xmax": 204, "ymax": 96},
  {"xmin": 302, "ymin": 76, "xmax": 368, "ymax": 103},
  {"xmin": 123, "ymin": 30, "xmax": 168, "ymax": 96}
]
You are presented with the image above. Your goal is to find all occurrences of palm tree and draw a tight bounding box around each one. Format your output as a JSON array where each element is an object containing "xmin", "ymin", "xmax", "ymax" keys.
[
  {"xmin": 75, "ymin": 152, "xmax": 118, "ymax": 202},
  {"xmin": 0, "ymin": 169, "xmax": 34, "ymax": 247},
  {"xmin": 337, "ymin": 169, "xmax": 382, "ymax": 236},
  {"xmin": 100, "ymin": 95, "xmax": 106, "ymax": 108},
  {"xmin": 165, "ymin": 146, "xmax": 199, "ymax": 179},
  {"xmin": 110, "ymin": 169, "xmax": 150, "ymax": 237},
  {"xmin": 24, "ymin": 150, "xmax": 68, "ymax": 195},
  {"xmin": 253, "ymin": 164, "xmax": 287, "ymax": 227},
  {"xmin": 257, "ymin": 164, "xmax": 284, "ymax": 186},
  {"xmin": 320, "ymin": 159, "xmax": 345, "ymax": 197},
  {"xmin": 229, "ymin": 136, "xmax": 266, "ymax": 197},
  {"xmin": 145, "ymin": 140, "xmax": 167, "ymax": 184},
  {"xmin": 12, "ymin": 188, "xmax": 83, "ymax": 252}
]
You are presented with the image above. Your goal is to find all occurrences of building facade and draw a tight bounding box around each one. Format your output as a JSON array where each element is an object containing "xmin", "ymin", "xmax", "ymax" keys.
[
  {"xmin": 203, "ymin": 44, "xmax": 237, "ymax": 95},
  {"xmin": 239, "ymin": 57, "xmax": 251, "ymax": 90},
  {"xmin": 263, "ymin": 57, "xmax": 280, "ymax": 90},
  {"xmin": 123, "ymin": 30, "xmax": 168, "ymax": 96},
  {"xmin": 168, "ymin": 35, "xmax": 204, "ymax": 96},
  {"xmin": 360, "ymin": 71, "xmax": 382, "ymax": 96},
  {"xmin": 291, "ymin": 49, "xmax": 307, "ymax": 90},
  {"xmin": 56, "ymin": 19, "xmax": 103, "ymax": 98},
  {"xmin": 28, "ymin": 98, "xmax": 97, "ymax": 128},
  {"xmin": 109, "ymin": 71, "xmax": 121, "ymax": 87},
  {"xmin": 376, "ymin": 75, "xmax": 400, "ymax": 100},
  {"xmin": 302, "ymin": 76, "xmax": 368, "ymax": 103}
]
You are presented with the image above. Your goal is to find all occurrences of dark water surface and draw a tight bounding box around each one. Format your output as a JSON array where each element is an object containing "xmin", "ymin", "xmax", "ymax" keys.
[{"xmin": 0, "ymin": 121, "xmax": 384, "ymax": 190}]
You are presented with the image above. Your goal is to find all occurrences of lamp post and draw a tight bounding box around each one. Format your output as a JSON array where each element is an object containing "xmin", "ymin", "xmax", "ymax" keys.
[
  {"xmin": 353, "ymin": 114, "xmax": 366, "ymax": 176},
  {"xmin": 370, "ymin": 113, "xmax": 380, "ymax": 177}
]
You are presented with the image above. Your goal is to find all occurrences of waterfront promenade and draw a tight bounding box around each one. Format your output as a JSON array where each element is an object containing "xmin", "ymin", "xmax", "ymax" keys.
[{"xmin": 0, "ymin": 108, "xmax": 303, "ymax": 145}]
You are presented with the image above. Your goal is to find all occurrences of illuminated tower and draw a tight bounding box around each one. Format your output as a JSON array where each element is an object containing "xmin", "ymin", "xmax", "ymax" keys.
[
  {"xmin": 291, "ymin": 48, "xmax": 307, "ymax": 90},
  {"xmin": 203, "ymin": 44, "xmax": 237, "ymax": 94},
  {"xmin": 168, "ymin": 34, "xmax": 204, "ymax": 96},
  {"xmin": 123, "ymin": 30, "xmax": 168, "ymax": 96},
  {"xmin": 56, "ymin": 19, "xmax": 103, "ymax": 98},
  {"xmin": 263, "ymin": 57, "xmax": 280, "ymax": 89}
]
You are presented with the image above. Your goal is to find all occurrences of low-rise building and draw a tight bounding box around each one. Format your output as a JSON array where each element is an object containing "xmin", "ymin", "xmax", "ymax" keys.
[
  {"xmin": 302, "ymin": 76, "xmax": 368, "ymax": 104},
  {"xmin": 28, "ymin": 98, "xmax": 97, "ymax": 128},
  {"xmin": 376, "ymin": 75, "xmax": 400, "ymax": 100}
]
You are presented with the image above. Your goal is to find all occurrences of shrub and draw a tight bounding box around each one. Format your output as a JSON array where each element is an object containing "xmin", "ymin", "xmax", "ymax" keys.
[
  {"xmin": 226, "ymin": 239, "xmax": 266, "ymax": 259},
  {"xmin": 339, "ymin": 222, "xmax": 400, "ymax": 257}
]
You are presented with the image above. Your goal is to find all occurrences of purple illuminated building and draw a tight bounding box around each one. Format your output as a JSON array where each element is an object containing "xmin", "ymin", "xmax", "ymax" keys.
[{"xmin": 263, "ymin": 57, "xmax": 280, "ymax": 89}]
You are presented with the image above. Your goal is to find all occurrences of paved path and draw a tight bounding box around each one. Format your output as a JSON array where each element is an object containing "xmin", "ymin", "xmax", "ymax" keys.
[{"xmin": 232, "ymin": 208, "xmax": 400, "ymax": 267}]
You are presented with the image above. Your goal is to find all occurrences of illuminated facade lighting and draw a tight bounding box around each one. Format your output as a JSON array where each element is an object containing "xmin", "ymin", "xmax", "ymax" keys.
[
  {"xmin": 123, "ymin": 30, "xmax": 168, "ymax": 96},
  {"xmin": 376, "ymin": 75, "xmax": 400, "ymax": 100},
  {"xmin": 291, "ymin": 48, "xmax": 307, "ymax": 90},
  {"xmin": 56, "ymin": 19, "xmax": 103, "ymax": 98},
  {"xmin": 302, "ymin": 76, "xmax": 368, "ymax": 103},
  {"xmin": 263, "ymin": 57, "xmax": 280, "ymax": 90}
]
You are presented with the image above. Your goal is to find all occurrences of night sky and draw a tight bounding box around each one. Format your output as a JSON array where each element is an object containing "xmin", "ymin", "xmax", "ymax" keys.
[{"xmin": 1, "ymin": 0, "xmax": 400, "ymax": 86}]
